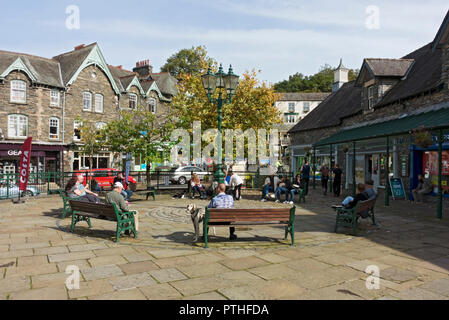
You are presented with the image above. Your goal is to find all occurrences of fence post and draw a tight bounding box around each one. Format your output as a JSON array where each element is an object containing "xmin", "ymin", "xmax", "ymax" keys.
[{"xmin": 6, "ymin": 173, "xmax": 10, "ymax": 199}]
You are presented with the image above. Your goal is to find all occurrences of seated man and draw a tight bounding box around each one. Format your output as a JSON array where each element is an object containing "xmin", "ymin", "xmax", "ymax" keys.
[
  {"xmin": 114, "ymin": 172, "xmax": 133, "ymax": 201},
  {"xmin": 345, "ymin": 183, "xmax": 369, "ymax": 210},
  {"xmin": 208, "ymin": 183, "xmax": 237, "ymax": 240},
  {"xmin": 365, "ymin": 179, "xmax": 377, "ymax": 199},
  {"xmin": 106, "ymin": 182, "xmax": 139, "ymax": 234},
  {"xmin": 261, "ymin": 174, "xmax": 280, "ymax": 202},
  {"xmin": 275, "ymin": 176, "xmax": 291, "ymax": 203},
  {"xmin": 412, "ymin": 174, "xmax": 432, "ymax": 203},
  {"xmin": 290, "ymin": 174, "xmax": 305, "ymax": 204}
]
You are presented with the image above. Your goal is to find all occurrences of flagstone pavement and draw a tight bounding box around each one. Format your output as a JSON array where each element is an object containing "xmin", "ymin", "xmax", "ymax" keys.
[{"xmin": 0, "ymin": 189, "xmax": 448, "ymax": 300}]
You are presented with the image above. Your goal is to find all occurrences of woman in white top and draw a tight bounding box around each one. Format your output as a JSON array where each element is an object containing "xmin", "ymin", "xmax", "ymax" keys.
[{"xmin": 229, "ymin": 171, "xmax": 244, "ymax": 201}]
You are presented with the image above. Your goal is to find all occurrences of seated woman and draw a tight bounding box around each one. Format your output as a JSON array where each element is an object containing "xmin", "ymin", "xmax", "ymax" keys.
[
  {"xmin": 289, "ymin": 174, "xmax": 305, "ymax": 203},
  {"xmin": 190, "ymin": 173, "xmax": 206, "ymax": 200},
  {"xmin": 65, "ymin": 175, "xmax": 101, "ymax": 203}
]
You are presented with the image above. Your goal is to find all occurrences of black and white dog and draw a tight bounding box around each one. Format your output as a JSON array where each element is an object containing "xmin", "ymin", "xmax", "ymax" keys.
[{"xmin": 186, "ymin": 204, "xmax": 216, "ymax": 242}]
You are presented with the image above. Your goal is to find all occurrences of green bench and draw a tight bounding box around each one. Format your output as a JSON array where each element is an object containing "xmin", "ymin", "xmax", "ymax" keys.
[
  {"xmin": 134, "ymin": 185, "xmax": 156, "ymax": 201},
  {"xmin": 203, "ymin": 206, "xmax": 296, "ymax": 248},
  {"xmin": 334, "ymin": 197, "xmax": 377, "ymax": 236},
  {"xmin": 68, "ymin": 200, "xmax": 137, "ymax": 242},
  {"xmin": 58, "ymin": 190, "xmax": 82, "ymax": 219}
]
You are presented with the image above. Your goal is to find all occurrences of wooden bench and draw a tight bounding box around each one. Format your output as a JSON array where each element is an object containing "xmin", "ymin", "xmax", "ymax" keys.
[
  {"xmin": 203, "ymin": 207, "xmax": 296, "ymax": 248},
  {"xmin": 134, "ymin": 186, "xmax": 156, "ymax": 201},
  {"xmin": 334, "ymin": 197, "xmax": 377, "ymax": 236},
  {"xmin": 68, "ymin": 200, "xmax": 137, "ymax": 242},
  {"xmin": 58, "ymin": 190, "xmax": 82, "ymax": 219}
]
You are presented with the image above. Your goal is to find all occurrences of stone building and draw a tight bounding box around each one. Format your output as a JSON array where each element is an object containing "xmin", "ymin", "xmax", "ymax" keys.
[
  {"xmin": 274, "ymin": 92, "xmax": 330, "ymax": 171},
  {"xmin": 0, "ymin": 43, "xmax": 176, "ymax": 174},
  {"xmin": 289, "ymin": 11, "xmax": 449, "ymax": 216}
]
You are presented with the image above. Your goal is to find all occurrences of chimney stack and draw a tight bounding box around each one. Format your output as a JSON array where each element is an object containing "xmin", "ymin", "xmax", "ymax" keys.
[
  {"xmin": 74, "ymin": 44, "xmax": 86, "ymax": 51},
  {"xmin": 133, "ymin": 59, "xmax": 153, "ymax": 77}
]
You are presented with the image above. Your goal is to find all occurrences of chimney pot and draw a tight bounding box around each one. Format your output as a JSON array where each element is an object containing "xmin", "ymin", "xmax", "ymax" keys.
[{"xmin": 74, "ymin": 44, "xmax": 86, "ymax": 51}]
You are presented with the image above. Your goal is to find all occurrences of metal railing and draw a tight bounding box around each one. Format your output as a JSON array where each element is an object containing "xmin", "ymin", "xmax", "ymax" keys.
[{"xmin": 0, "ymin": 169, "xmax": 294, "ymax": 200}]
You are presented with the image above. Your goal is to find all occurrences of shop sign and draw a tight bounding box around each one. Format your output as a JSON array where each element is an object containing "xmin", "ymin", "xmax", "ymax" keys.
[
  {"xmin": 7, "ymin": 150, "xmax": 22, "ymax": 156},
  {"xmin": 389, "ymin": 178, "xmax": 406, "ymax": 200}
]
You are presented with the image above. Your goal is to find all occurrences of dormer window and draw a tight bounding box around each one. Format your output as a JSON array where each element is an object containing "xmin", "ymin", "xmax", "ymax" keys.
[
  {"xmin": 303, "ymin": 102, "xmax": 310, "ymax": 113},
  {"xmin": 10, "ymin": 80, "xmax": 26, "ymax": 103},
  {"xmin": 149, "ymin": 98, "xmax": 156, "ymax": 113}
]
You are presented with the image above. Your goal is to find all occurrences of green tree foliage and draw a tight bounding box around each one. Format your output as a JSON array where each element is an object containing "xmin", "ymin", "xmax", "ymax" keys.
[
  {"xmin": 274, "ymin": 64, "xmax": 359, "ymax": 93},
  {"xmin": 103, "ymin": 107, "xmax": 176, "ymax": 179},
  {"xmin": 160, "ymin": 46, "xmax": 215, "ymax": 77}
]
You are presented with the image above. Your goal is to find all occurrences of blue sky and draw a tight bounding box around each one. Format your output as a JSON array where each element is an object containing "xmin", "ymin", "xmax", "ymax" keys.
[{"xmin": 0, "ymin": 0, "xmax": 448, "ymax": 83}]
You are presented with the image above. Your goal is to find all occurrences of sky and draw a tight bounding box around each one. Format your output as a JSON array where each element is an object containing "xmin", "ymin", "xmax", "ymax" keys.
[{"xmin": 0, "ymin": 0, "xmax": 448, "ymax": 84}]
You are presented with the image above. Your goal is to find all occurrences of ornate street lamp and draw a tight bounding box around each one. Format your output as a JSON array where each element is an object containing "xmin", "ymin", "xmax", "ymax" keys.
[{"xmin": 201, "ymin": 64, "xmax": 240, "ymax": 184}]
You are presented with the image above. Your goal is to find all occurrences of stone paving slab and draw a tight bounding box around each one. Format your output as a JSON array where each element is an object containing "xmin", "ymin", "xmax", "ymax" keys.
[{"xmin": 1, "ymin": 190, "xmax": 449, "ymax": 300}]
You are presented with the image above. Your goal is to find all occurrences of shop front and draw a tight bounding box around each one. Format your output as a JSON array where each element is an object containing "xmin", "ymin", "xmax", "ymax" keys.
[
  {"xmin": 411, "ymin": 133, "xmax": 449, "ymax": 198},
  {"xmin": 0, "ymin": 143, "xmax": 63, "ymax": 175}
]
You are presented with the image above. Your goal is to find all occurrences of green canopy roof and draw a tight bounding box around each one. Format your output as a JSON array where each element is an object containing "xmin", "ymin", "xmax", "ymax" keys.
[{"xmin": 314, "ymin": 106, "xmax": 449, "ymax": 147}]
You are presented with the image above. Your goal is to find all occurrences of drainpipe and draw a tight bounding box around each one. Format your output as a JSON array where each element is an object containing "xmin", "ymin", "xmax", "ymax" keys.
[
  {"xmin": 385, "ymin": 136, "xmax": 390, "ymax": 206},
  {"xmin": 62, "ymin": 90, "xmax": 66, "ymax": 173},
  {"xmin": 353, "ymin": 142, "xmax": 356, "ymax": 196},
  {"xmin": 437, "ymin": 129, "xmax": 443, "ymax": 219}
]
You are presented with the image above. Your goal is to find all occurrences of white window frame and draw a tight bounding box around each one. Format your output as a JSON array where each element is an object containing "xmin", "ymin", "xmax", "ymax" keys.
[
  {"xmin": 8, "ymin": 114, "xmax": 28, "ymax": 139},
  {"xmin": 10, "ymin": 80, "xmax": 27, "ymax": 103},
  {"xmin": 74, "ymin": 120, "xmax": 82, "ymax": 141},
  {"xmin": 303, "ymin": 102, "xmax": 310, "ymax": 113},
  {"xmin": 83, "ymin": 92, "xmax": 92, "ymax": 111},
  {"xmin": 96, "ymin": 122, "xmax": 106, "ymax": 130},
  {"xmin": 129, "ymin": 94, "xmax": 137, "ymax": 109},
  {"xmin": 49, "ymin": 117, "xmax": 60, "ymax": 140},
  {"xmin": 50, "ymin": 90, "xmax": 60, "ymax": 107},
  {"xmin": 288, "ymin": 103, "xmax": 295, "ymax": 113},
  {"xmin": 149, "ymin": 98, "xmax": 156, "ymax": 113},
  {"xmin": 368, "ymin": 86, "xmax": 375, "ymax": 109},
  {"xmin": 94, "ymin": 94, "xmax": 104, "ymax": 113}
]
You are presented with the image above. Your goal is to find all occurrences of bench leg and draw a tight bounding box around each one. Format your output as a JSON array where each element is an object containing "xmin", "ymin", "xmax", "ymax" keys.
[
  {"xmin": 152, "ymin": 192, "xmax": 155, "ymax": 201},
  {"xmin": 284, "ymin": 226, "xmax": 289, "ymax": 240},
  {"xmin": 87, "ymin": 218, "xmax": 92, "ymax": 229},
  {"xmin": 290, "ymin": 224, "xmax": 295, "ymax": 246},
  {"xmin": 203, "ymin": 222, "xmax": 208, "ymax": 248},
  {"xmin": 352, "ymin": 217, "xmax": 358, "ymax": 236},
  {"xmin": 71, "ymin": 214, "xmax": 77, "ymax": 232},
  {"xmin": 146, "ymin": 193, "xmax": 149, "ymax": 201},
  {"xmin": 334, "ymin": 211, "xmax": 339, "ymax": 233}
]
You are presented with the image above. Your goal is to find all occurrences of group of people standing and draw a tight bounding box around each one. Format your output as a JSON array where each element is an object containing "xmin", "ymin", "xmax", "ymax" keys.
[{"xmin": 318, "ymin": 163, "xmax": 343, "ymax": 197}]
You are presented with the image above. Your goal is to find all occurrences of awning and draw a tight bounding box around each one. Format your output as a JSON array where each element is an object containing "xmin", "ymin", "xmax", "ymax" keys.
[{"xmin": 314, "ymin": 107, "xmax": 449, "ymax": 147}]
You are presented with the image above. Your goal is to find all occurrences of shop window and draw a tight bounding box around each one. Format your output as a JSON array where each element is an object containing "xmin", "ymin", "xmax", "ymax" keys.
[
  {"xmin": 95, "ymin": 94, "xmax": 103, "ymax": 113},
  {"xmin": 50, "ymin": 90, "xmax": 60, "ymax": 107},
  {"xmin": 8, "ymin": 114, "xmax": 28, "ymax": 138},
  {"xmin": 10, "ymin": 80, "xmax": 26, "ymax": 103},
  {"xmin": 149, "ymin": 98, "xmax": 156, "ymax": 113},
  {"xmin": 129, "ymin": 94, "xmax": 137, "ymax": 109},
  {"xmin": 423, "ymin": 151, "xmax": 449, "ymax": 195},
  {"xmin": 49, "ymin": 117, "xmax": 59, "ymax": 140},
  {"xmin": 83, "ymin": 92, "xmax": 92, "ymax": 111}
]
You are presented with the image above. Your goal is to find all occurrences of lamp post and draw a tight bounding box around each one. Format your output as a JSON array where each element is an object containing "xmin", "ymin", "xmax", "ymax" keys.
[{"xmin": 201, "ymin": 64, "xmax": 240, "ymax": 184}]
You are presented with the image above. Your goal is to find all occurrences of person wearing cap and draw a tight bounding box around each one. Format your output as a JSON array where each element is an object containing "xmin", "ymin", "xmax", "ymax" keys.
[
  {"xmin": 106, "ymin": 182, "xmax": 139, "ymax": 232},
  {"xmin": 114, "ymin": 172, "xmax": 133, "ymax": 201}
]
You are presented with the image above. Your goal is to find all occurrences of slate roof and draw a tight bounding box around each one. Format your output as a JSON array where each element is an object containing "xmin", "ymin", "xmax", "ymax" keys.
[
  {"xmin": 364, "ymin": 58, "xmax": 415, "ymax": 77},
  {"xmin": 53, "ymin": 43, "xmax": 97, "ymax": 85},
  {"xmin": 149, "ymin": 72, "xmax": 178, "ymax": 96},
  {"xmin": 278, "ymin": 92, "xmax": 331, "ymax": 102},
  {"xmin": 288, "ymin": 81, "xmax": 362, "ymax": 133},
  {"xmin": 0, "ymin": 50, "xmax": 63, "ymax": 88},
  {"xmin": 377, "ymin": 42, "xmax": 443, "ymax": 107}
]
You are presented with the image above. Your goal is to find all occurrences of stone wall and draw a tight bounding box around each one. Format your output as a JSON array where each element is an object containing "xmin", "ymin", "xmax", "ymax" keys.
[{"xmin": 0, "ymin": 70, "xmax": 64, "ymax": 144}]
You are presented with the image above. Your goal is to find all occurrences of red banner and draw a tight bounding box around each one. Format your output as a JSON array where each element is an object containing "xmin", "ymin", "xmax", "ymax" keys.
[{"xmin": 19, "ymin": 137, "xmax": 33, "ymax": 192}]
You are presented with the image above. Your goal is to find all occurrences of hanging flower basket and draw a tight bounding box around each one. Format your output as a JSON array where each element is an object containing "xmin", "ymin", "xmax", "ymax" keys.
[
  {"xmin": 304, "ymin": 147, "xmax": 312, "ymax": 157},
  {"xmin": 411, "ymin": 126, "xmax": 434, "ymax": 148},
  {"xmin": 342, "ymin": 145, "xmax": 349, "ymax": 153}
]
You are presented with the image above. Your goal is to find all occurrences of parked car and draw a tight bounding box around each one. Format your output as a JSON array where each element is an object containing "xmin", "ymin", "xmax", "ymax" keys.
[
  {"xmin": 169, "ymin": 166, "xmax": 208, "ymax": 185},
  {"xmin": 74, "ymin": 169, "xmax": 137, "ymax": 191},
  {"xmin": 0, "ymin": 184, "xmax": 41, "ymax": 199}
]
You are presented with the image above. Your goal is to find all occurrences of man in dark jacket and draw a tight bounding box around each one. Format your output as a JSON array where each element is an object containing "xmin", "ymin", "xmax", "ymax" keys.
[
  {"xmin": 301, "ymin": 161, "xmax": 311, "ymax": 195},
  {"xmin": 345, "ymin": 183, "xmax": 369, "ymax": 210},
  {"xmin": 114, "ymin": 172, "xmax": 132, "ymax": 201}
]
